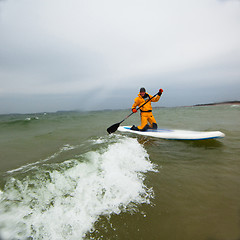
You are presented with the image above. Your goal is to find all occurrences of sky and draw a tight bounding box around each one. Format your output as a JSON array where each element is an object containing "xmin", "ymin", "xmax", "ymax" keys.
[{"xmin": 0, "ymin": 0, "xmax": 239, "ymax": 114}]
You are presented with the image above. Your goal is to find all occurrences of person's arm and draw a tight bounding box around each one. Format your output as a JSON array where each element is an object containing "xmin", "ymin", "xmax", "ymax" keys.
[
  {"xmin": 151, "ymin": 89, "xmax": 163, "ymax": 102},
  {"xmin": 132, "ymin": 97, "xmax": 140, "ymax": 112}
]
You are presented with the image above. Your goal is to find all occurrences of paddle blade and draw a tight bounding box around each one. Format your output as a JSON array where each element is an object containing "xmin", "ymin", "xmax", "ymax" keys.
[{"xmin": 107, "ymin": 122, "xmax": 120, "ymax": 134}]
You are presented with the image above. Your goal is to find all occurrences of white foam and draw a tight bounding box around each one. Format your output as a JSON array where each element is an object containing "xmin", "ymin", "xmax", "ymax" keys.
[
  {"xmin": 0, "ymin": 137, "xmax": 156, "ymax": 240},
  {"xmin": 90, "ymin": 134, "xmax": 120, "ymax": 145},
  {"xmin": 60, "ymin": 144, "xmax": 76, "ymax": 151},
  {"xmin": 90, "ymin": 137, "xmax": 107, "ymax": 144}
]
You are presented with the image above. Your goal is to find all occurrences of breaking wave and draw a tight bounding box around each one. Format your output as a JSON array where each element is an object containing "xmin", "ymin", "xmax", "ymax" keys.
[{"xmin": 0, "ymin": 136, "xmax": 157, "ymax": 239}]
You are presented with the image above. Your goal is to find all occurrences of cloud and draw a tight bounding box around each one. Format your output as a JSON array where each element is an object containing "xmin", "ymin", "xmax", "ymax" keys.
[{"xmin": 0, "ymin": 0, "xmax": 240, "ymax": 113}]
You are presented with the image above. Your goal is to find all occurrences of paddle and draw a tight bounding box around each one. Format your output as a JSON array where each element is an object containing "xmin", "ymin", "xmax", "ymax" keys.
[{"xmin": 107, "ymin": 92, "xmax": 159, "ymax": 134}]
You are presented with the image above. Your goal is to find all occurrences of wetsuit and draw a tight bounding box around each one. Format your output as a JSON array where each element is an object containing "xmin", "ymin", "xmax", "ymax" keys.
[{"xmin": 132, "ymin": 92, "xmax": 160, "ymax": 130}]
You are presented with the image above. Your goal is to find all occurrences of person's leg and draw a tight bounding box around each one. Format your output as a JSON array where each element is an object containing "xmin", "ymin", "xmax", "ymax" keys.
[
  {"xmin": 138, "ymin": 113, "xmax": 149, "ymax": 131},
  {"xmin": 148, "ymin": 113, "xmax": 158, "ymax": 129}
]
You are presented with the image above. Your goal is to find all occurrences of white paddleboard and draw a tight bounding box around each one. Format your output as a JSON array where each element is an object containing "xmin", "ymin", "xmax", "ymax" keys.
[{"xmin": 118, "ymin": 126, "xmax": 225, "ymax": 140}]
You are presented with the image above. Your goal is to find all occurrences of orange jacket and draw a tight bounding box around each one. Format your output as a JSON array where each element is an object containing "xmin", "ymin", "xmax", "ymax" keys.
[{"xmin": 132, "ymin": 92, "xmax": 160, "ymax": 112}]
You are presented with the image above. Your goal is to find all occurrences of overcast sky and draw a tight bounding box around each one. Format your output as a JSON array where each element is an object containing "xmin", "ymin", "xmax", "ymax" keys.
[{"xmin": 0, "ymin": 0, "xmax": 239, "ymax": 114}]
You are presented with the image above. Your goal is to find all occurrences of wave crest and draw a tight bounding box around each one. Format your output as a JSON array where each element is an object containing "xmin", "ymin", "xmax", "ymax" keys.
[{"xmin": 0, "ymin": 136, "xmax": 157, "ymax": 239}]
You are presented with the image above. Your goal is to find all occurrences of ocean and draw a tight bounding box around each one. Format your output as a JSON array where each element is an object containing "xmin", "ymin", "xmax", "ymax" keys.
[{"xmin": 0, "ymin": 105, "xmax": 239, "ymax": 240}]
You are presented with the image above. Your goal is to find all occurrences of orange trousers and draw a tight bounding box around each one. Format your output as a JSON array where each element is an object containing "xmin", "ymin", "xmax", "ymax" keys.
[{"xmin": 138, "ymin": 112, "xmax": 157, "ymax": 130}]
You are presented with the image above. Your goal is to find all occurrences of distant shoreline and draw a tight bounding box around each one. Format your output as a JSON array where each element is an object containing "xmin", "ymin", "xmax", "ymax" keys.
[{"xmin": 192, "ymin": 101, "xmax": 240, "ymax": 107}]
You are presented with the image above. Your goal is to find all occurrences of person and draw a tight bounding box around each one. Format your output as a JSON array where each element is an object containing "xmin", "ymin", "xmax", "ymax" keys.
[{"xmin": 131, "ymin": 87, "xmax": 163, "ymax": 131}]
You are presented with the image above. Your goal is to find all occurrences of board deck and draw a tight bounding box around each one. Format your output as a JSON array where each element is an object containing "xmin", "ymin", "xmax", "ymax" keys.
[{"xmin": 118, "ymin": 126, "xmax": 225, "ymax": 140}]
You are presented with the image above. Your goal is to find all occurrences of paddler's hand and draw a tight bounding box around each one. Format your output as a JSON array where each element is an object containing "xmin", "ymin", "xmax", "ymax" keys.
[
  {"xmin": 132, "ymin": 108, "xmax": 137, "ymax": 113},
  {"xmin": 158, "ymin": 89, "xmax": 163, "ymax": 96}
]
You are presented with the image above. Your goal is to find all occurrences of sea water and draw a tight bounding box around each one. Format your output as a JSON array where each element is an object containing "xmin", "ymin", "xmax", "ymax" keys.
[{"xmin": 0, "ymin": 106, "xmax": 240, "ymax": 239}]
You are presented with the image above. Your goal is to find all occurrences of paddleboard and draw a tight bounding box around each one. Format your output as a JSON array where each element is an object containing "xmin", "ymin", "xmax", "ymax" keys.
[{"xmin": 118, "ymin": 126, "xmax": 225, "ymax": 140}]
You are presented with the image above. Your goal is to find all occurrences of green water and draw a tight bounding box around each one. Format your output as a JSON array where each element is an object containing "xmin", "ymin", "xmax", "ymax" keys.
[{"xmin": 0, "ymin": 106, "xmax": 240, "ymax": 239}]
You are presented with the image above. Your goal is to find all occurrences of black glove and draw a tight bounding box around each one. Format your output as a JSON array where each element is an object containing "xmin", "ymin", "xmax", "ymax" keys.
[{"xmin": 157, "ymin": 88, "xmax": 163, "ymax": 96}]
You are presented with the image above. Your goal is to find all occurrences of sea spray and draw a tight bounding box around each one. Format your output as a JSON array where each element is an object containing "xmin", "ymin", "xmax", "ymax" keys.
[{"xmin": 0, "ymin": 136, "xmax": 157, "ymax": 239}]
